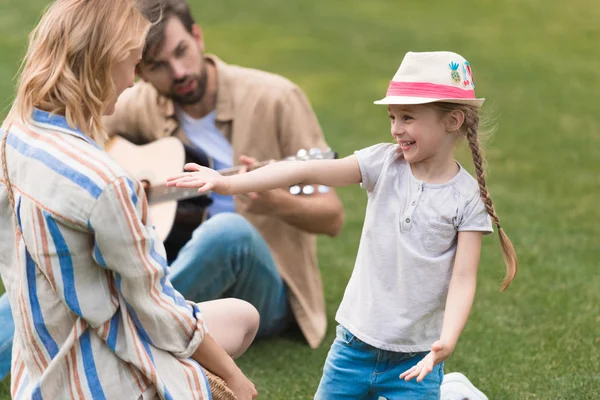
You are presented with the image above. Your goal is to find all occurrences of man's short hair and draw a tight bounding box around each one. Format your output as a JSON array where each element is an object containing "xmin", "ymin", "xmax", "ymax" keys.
[{"xmin": 141, "ymin": 0, "xmax": 196, "ymax": 62}]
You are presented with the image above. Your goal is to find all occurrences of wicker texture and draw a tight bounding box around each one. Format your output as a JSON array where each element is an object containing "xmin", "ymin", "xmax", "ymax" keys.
[{"xmin": 204, "ymin": 368, "xmax": 238, "ymax": 400}]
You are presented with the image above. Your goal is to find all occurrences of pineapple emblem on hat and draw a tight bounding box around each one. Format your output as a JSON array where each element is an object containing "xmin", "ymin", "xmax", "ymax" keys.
[{"xmin": 449, "ymin": 62, "xmax": 461, "ymax": 85}]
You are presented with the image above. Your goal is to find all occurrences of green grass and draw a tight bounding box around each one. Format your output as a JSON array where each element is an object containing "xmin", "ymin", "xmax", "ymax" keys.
[{"xmin": 2, "ymin": 0, "xmax": 600, "ymax": 398}]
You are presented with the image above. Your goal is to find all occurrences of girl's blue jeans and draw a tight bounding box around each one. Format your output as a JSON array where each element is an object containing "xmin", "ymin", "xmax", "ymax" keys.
[{"xmin": 314, "ymin": 325, "xmax": 443, "ymax": 400}]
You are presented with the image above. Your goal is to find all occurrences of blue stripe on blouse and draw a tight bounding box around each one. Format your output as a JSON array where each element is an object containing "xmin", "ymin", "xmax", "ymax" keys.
[
  {"xmin": 80, "ymin": 330, "xmax": 107, "ymax": 400},
  {"xmin": 44, "ymin": 212, "xmax": 83, "ymax": 316},
  {"xmin": 7, "ymin": 133, "xmax": 102, "ymax": 199},
  {"xmin": 32, "ymin": 109, "xmax": 99, "ymax": 149},
  {"xmin": 26, "ymin": 249, "xmax": 59, "ymax": 359}
]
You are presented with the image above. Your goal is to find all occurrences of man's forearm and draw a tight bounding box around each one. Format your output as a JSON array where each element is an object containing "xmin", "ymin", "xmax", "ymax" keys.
[{"xmin": 273, "ymin": 190, "xmax": 344, "ymax": 236}]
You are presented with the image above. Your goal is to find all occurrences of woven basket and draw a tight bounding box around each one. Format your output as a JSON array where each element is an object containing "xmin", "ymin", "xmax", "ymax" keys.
[{"xmin": 204, "ymin": 368, "xmax": 237, "ymax": 400}]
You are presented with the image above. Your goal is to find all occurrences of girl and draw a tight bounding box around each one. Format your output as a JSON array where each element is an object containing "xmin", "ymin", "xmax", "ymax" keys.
[
  {"xmin": 0, "ymin": 1, "xmax": 257, "ymax": 399},
  {"xmin": 167, "ymin": 51, "xmax": 518, "ymax": 399}
]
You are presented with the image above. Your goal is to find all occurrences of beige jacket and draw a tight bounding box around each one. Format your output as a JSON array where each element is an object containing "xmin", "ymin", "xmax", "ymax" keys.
[{"xmin": 103, "ymin": 55, "xmax": 329, "ymax": 348}]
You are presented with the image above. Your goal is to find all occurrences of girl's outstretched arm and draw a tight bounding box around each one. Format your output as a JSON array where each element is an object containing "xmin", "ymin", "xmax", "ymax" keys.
[
  {"xmin": 166, "ymin": 154, "xmax": 362, "ymax": 195},
  {"xmin": 401, "ymin": 231, "xmax": 482, "ymax": 382}
]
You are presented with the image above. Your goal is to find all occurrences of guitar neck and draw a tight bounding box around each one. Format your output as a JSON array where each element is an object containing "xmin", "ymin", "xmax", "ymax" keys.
[
  {"xmin": 215, "ymin": 160, "xmax": 274, "ymax": 176},
  {"xmin": 147, "ymin": 149, "xmax": 336, "ymax": 204}
]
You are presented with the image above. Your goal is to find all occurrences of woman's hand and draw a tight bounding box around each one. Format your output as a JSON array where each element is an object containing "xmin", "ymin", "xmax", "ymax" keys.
[
  {"xmin": 399, "ymin": 341, "xmax": 453, "ymax": 383},
  {"xmin": 166, "ymin": 163, "xmax": 231, "ymax": 194},
  {"xmin": 224, "ymin": 369, "xmax": 258, "ymax": 400},
  {"xmin": 191, "ymin": 333, "xmax": 257, "ymax": 400}
]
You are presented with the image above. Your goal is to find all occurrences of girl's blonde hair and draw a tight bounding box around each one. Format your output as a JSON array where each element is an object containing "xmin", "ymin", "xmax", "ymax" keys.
[
  {"xmin": 433, "ymin": 102, "xmax": 518, "ymax": 291},
  {"xmin": 6, "ymin": 0, "xmax": 156, "ymax": 144}
]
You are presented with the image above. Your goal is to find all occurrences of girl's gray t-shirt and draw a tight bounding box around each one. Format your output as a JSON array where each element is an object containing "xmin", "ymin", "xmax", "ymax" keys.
[{"xmin": 336, "ymin": 143, "xmax": 493, "ymax": 352}]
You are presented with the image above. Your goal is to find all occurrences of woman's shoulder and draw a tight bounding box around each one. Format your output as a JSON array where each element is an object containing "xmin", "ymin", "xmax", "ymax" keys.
[
  {"xmin": 3, "ymin": 122, "xmax": 137, "ymax": 225},
  {"xmin": 49, "ymin": 131, "xmax": 137, "ymax": 194}
]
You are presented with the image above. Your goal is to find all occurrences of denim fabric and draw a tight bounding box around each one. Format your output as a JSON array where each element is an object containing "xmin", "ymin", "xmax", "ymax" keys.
[
  {"xmin": 0, "ymin": 294, "xmax": 13, "ymax": 381},
  {"xmin": 314, "ymin": 325, "xmax": 443, "ymax": 400},
  {"xmin": 169, "ymin": 213, "xmax": 291, "ymax": 339}
]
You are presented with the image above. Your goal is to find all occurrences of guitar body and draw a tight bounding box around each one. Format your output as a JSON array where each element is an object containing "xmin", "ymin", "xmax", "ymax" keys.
[
  {"xmin": 106, "ymin": 136, "xmax": 190, "ymax": 242},
  {"xmin": 106, "ymin": 135, "xmax": 337, "ymax": 262}
]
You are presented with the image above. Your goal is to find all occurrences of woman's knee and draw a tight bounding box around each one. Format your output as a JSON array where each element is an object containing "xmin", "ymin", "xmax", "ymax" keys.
[
  {"xmin": 219, "ymin": 298, "xmax": 260, "ymax": 358},
  {"xmin": 209, "ymin": 298, "xmax": 259, "ymax": 338},
  {"xmin": 237, "ymin": 299, "xmax": 260, "ymax": 340},
  {"xmin": 197, "ymin": 298, "xmax": 260, "ymax": 358},
  {"xmin": 229, "ymin": 298, "xmax": 260, "ymax": 356}
]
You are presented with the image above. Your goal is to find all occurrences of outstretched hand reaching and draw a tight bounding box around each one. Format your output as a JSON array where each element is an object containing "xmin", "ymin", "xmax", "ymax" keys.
[{"xmin": 166, "ymin": 163, "xmax": 230, "ymax": 194}]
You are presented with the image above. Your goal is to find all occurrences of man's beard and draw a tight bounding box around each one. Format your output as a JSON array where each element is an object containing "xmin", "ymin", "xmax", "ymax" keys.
[{"xmin": 167, "ymin": 63, "xmax": 208, "ymax": 105}]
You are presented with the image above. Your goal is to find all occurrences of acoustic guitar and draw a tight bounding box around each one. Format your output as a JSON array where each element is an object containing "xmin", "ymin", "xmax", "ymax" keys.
[{"xmin": 105, "ymin": 136, "xmax": 337, "ymax": 259}]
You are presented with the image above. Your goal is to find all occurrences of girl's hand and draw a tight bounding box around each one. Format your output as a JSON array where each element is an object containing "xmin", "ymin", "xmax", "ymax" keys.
[
  {"xmin": 166, "ymin": 163, "xmax": 230, "ymax": 194},
  {"xmin": 399, "ymin": 341, "xmax": 453, "ymax": 383}
]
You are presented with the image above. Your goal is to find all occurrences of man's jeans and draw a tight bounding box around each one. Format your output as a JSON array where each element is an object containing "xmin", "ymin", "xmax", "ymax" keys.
[
  {"xmin": 0, "ymin": 294, "xmax": 14, "ymax": 383},
  {"xmin": 0, "ymin": 212, "xmax": 290, "ymax": 381}
]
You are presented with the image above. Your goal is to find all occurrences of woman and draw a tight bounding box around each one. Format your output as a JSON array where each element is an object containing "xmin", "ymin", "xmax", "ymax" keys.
[{"xmin": 0, "ymin": 1, "xmax": 258, "ymax": 399}]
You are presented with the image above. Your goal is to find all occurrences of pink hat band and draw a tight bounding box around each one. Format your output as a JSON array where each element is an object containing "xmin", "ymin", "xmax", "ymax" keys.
[{"xmin": 385, "ymin": 81, "xmax": 476, "ymax": 100}]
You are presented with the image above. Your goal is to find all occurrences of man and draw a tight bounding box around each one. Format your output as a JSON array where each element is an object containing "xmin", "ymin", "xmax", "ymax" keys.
[
  {"xmin": 110, "ymin": 0, "xmax": 343, "ymax": 348},
  {"xmin": 105, "ymin": 0, "xmax": 344, "ymax": 345}
]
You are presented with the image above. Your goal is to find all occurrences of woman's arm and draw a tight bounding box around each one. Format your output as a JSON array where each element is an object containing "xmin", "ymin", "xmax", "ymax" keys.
[
  {"xmin": 191, "ymin": 334, "xmax": 257, "ymax": 399},
  {"xmin": 90, "ymin": 176, "xmax": 209, "ymax": 357},
  {"xmin": 166, "ymin": 154, "xmax": 362, "ymax": 195},
  {"xmin": 91, "ymin": 175, "xmax": 258, "ymax": 398}
]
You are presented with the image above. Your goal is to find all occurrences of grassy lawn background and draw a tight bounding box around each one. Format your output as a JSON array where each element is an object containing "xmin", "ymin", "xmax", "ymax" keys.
[{"xmin": 1, "ymin": 0, "xmax": 599, "ymax": 398}]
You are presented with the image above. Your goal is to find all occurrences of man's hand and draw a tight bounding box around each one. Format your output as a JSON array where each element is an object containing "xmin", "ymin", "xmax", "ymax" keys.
[
  {"xmin": 236, "ymin": 155, "xmax": 287, "ymax": 216},
  {"xmin": 399, "ymin": 341, "xmax": 454, "ymax": 383},
  {"xmin": 236, "ymin": 190, "xmax": 290, "ymax": 216}
]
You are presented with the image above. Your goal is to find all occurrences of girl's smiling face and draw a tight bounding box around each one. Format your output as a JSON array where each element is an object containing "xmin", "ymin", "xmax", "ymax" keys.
[{"xmin": 387, "ymin": 103, "xmax": 460, "ymax": 164}]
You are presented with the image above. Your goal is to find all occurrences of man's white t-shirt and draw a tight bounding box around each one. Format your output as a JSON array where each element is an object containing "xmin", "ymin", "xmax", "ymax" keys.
[{"xmin": 177, "ymin": 109, "xmax": 235, "ymax": 217}]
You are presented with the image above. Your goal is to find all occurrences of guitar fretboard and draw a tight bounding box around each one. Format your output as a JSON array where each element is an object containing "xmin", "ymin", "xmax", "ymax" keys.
[
  {"xmin": 147, "ymin": 186, "xmax": 206, "ymax": 204},
  {"xmin": 146, "ymin": 151, "xmax": 335, "ymax": 204}
]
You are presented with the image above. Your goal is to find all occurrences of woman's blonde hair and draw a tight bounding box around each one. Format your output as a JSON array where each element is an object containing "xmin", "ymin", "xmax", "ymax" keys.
[
  {"xmin": 433, "ymin": 102, "xmax": 518, "ymax": 291},
  {"xmin": 6, "ymin": 0, "xmax": 156, "ymax": 144}
]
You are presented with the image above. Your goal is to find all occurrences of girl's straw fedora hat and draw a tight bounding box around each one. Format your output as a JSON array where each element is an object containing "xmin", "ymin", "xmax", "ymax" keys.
[{"xmin": 374, "ymin": 51, "xmax": 485, "ymax": 108}]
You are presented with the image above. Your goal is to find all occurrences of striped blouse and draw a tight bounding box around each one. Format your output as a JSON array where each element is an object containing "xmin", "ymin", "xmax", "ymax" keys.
[{"xmin": 0, "ymin": 109, "xmax": 212, "ymax": 399}]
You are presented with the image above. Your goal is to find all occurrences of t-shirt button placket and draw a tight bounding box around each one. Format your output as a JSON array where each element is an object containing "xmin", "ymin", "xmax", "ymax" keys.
[
  {"xmin": 403, "ymin": 183, "xmax": 422, "ymax": 231},
  {"xmin": 401, "ymin": 215, "xmax": 412, "ymax": 231}
]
